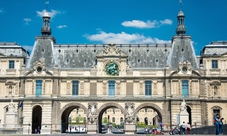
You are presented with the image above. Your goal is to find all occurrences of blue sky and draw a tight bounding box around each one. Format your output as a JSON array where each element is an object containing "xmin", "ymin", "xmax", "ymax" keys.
[{"xmin": 0, "ymin": 0, "xmax": 226, "ymax": 55}]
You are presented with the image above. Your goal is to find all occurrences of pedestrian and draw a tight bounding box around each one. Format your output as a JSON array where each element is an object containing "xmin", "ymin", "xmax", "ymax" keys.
[
  {"xmin": 69, "ymin": 125, "xmax": 72, "ymax": 133},
  {"xmin": 214, "ymin": 114, "xmax": 220, "ymax": 135},
  {"xmin": 158, "ymin": 119, "xmax": 163, "ymax": 132},
  {"xmin": 186, "ymin": 122, "xmax": 191, "ymax": 134},
  {"xmin": 37, "ymin": 126, "xmax": 41, "ymax": 134},
  {"xmin": 35, "ymin": 128, "xmax": 37, "ymax": 134},
  {"xmin": 220, "ymin": 118, "xmax": 224, "ymax": 134},
  {"xmin": 181, "ymin": 121, "xmax": 186, "ymax": 134}
]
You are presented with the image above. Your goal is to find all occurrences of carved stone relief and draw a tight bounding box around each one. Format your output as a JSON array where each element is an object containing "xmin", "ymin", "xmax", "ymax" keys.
[
  {"xmin": 102, "ymin": 81, "xmax": 107, "ymax": 95},
  {"xmin": 80, "ymin": 82, "xmax": 84, "ymax": 95},
  {"xmin": 139, "ymin": 81, "xmax": 143, "ymax": 95},
  {"xmin": 125, "ymin": 102, "xmax": 135, "ymax": 124},
  {"xmin": 87, "ymin": 102, "xmax": 98, "ymax": 124},
  {"xmin": 66, "ymin": 81, "xmax": 70, "ymax": 95},
  {"xmin": 116, "ymin": 81, "xmax": 121, "ymax": 95},
  {"xmin": 153, "ymin": 82, "xmax": 157, "ymax": 95}
]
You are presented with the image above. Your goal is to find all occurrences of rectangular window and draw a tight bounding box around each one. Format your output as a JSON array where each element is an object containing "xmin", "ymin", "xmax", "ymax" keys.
[
  {"xmin": 145, "ymin": 81, "xmax": 152, "ymax": 96},
  {"xmin": 182, "ymin": 80, "xmax": 189, "ymax": 98},
  {"xmin": 9, "ymin": 60, "xmax": 14, "ymax": 69},
  {"xmin": 36, "ymin": 80, "xmax": 42, "ymax": 96},
  {"xmin": 108, "ymin": 81, "xmax": 115, "ymax": 97},
  {"xmin": 72, "ymin": 81, "xmax": 79, "ymax": 96},
  {"xmin": 212, "ymin": 60, "xmax": 218, "ymax": 68}
]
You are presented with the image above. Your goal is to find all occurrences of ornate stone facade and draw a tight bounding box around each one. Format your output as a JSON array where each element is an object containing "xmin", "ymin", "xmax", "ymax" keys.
[{"xmin": 0, "ymin": 9, "xmax": 227, "ymax": 135}]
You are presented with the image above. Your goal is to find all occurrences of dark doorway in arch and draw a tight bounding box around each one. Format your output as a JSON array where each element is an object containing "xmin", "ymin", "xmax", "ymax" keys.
[
  {"xmin": 61, "ymin": 106, "xmax": 87, "ymax": 133},
  {"xmin": 32, "ymin": 106, "xmax": 42, "ymax": 134},
  {"xmin": 97, "ymin": 107, "xmax": 124, "ymax": 134},
  {"xmin": 186, "ymin": 106, "xmax": 192, "ymax": 125}
]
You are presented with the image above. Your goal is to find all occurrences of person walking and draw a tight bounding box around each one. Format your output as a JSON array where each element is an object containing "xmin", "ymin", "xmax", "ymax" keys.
[
  {"xmin": 181, "ymin": 121, "xmax": 186, "ymax": 134},
  {"xmin": 220, "ymin": 118, "xmax": 224, "ymax": 134},
  {"xmin": 214, "ymin": 114, "xmax": 220, "ymax": 135},
  {"xmin": 186, "ymin": 122, "xmax": 191, "ymax": 134}
]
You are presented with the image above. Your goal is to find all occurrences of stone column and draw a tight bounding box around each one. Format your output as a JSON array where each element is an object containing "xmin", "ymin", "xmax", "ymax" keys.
[
  {"xmin": 124, "ymin": 102, "xmax": 136, "ymax": 134},
  {"xmin": 87, "ymin": 102, "xmax": 98, "ymax": 134}
]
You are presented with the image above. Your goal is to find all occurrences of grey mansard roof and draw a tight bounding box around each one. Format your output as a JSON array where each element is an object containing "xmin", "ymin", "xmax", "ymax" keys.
[
  {"xmin": 0, "ymin": 42, "xmax": 28, "ymax": 57},
  {"xmin": 201, "ymin": 41, "xmax": 227, "ymax": 56},
  {"xmin": 26, "ymin": 36, "xmax": 173, "ymax": 69},
  {"xmin": 54, "ymin": 43, "xmax": 172, "ymax": 69}
]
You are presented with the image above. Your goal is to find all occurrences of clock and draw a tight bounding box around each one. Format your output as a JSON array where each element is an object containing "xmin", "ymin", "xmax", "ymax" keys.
[{"xmin": 182, "ymin": 66, "xmax": 187, "ymax": 73}]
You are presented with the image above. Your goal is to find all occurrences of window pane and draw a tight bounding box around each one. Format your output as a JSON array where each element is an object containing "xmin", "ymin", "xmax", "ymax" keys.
[
  {"xmin": 182, "ymin": 80, "xmax": 188, "ymax": 98},
  {"xmin": 145, "ymin": 81, "xmax": 152, "ymax": 96},
  {"xmin": 108, "ymin": 81, "xmax": 115, "ymax": 96},
  {"xmin": 212, "ymin": 60, "xmax": 218, "ymax": 68},
  {"xmin": 36, "ymin": 80, "xmax": 42, "ymax": 96},
  {"xmin": 9, "ymin": 60, "xmax": 14, "ymax": 69},
  {"xmin": 72, "ymin": 81, "xmax": 79, "ymax": 95}
]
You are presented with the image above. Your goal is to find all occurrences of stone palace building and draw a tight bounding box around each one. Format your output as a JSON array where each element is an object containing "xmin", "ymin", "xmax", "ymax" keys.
[{"xmin": 0, "ymin": 8, "xmax": 226, "ymax": 134}]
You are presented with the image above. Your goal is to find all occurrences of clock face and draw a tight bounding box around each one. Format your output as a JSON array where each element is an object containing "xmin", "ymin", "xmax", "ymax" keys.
[
  {"xmin": 182, "ymin": 66, "xmax": 187, "ymax": 73},
  {"xmin": 105, "ymin": 62, "xmax": 119, "ymax": 76}
]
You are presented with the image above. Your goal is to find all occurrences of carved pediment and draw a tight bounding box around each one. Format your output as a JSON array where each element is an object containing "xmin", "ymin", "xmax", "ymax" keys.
[
  {"xmin": 97, "ymin": 43, "xmax": 127, "ymax": 57},
  {"xmin": 33, "ymin": 58, "xmax": 46, "ymax": 72},
  {"xmin": 24, "ymin": 58, "xmax": 53, "ymax": 76},
  {"xmin": 178, "ymin": 60, "xmax": 192, "ymax": 74}
]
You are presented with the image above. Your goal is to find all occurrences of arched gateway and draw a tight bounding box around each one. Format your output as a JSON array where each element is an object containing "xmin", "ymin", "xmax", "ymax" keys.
[{"xmin": 59, "ymin": 102, "xmax": 163, "ymax": 134}]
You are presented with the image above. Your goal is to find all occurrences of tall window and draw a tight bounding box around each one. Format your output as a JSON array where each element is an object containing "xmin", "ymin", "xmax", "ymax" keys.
[
  {"xmin": 36, "ymin": 80, "xmax": 42, "ymax": 96},
  {"xmin": 72, "ymin": 81, "xmax": 79, "ymax": 95},
  {"xmin": 108, "ymin": 81, "xmax": 115, "ymax": 97},
  {"xmin": 112, "ymin": 117, "xmax": 115, "ymax": 123},
  {"xmin": 212, "ymin": 60, "xmax": 218, "ymax": 68},
  {"xmin": 182, "ymin": 80, "xmax": 189, "ymax": 98},
  {"xmin": 145, "ymin": 81, "xmax": 152, "ymax": 96},
  {"xmin": 9, "ymin": 60, "xmax": 14, "ymax": 69}
]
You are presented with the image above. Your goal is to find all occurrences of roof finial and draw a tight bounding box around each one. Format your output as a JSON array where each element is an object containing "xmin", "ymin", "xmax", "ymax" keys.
[{"xmin": 45, "ymin": 1, "xmax": 49, "ymax": 12}]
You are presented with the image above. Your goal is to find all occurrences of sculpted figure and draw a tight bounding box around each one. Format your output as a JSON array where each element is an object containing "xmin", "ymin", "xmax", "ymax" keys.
[
  {"xmin": 125, "ymin": 102, "xmax": 135, "ymax": 124},
  {"xmin": 180, "ymin": 99, "xmax": 187, "ymax": 112},
  {"xmin": 87, "ymin": 102, "xmax": 98, "ymax": 124}
]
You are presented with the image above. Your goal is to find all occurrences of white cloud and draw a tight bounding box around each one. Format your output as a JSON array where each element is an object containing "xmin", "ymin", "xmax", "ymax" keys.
[
  {"xmin": 24, "ymin": 18, "xmax": 32, "ymax": 25},
  {"xmin": 0, "ymin": 8, "xmax": 4, "ymax": 13},
  {"xmin": 84, "ymin": 31, "xmax": 170, "ymax": 44},
  {"xmin": 160, "ymin": 19, "xmax": 172, "ymax": 25},
  {"xmin": 36, "ymin": 9, "xmax": 61, "ymax": 18},
  {"xmin": 57, "ymin": 25, "xmax": 67, "ymax": 29},
  {"xmin": 122, "ymin": 19, "xmax": 172, "ymax": 28}
]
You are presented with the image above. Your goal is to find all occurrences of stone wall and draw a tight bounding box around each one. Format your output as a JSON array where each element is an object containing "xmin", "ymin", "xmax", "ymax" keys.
[{"xmin": 190, "ymin": 125, "xmax": 227, "ymax": 135}]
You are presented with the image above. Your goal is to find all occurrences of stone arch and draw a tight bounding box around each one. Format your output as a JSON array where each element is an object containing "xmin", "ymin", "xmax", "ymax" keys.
[
  {"xmin": 96, "ymin": 102, "xmax": 126, "ymax": 133},
  {"xmin": 59, "ymin": 102, "xmax": 88, "ymax": 133},
  {"xmin": 96, "ymin": 102, "xmax": 126, "ymax": 115},
  {"xmin": 133, "ymin": 103, "xmax": 164, "ymax": 121},
  {"xmin": 60, "ymin": 102, "xmax": 88, "ymax": 115}
]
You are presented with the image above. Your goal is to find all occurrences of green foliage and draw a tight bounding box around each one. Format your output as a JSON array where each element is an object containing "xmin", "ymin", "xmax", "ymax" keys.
[
  {"xmin": 136, "ymin": 122, "xmax": 153, "ymax": 128},
  {"xmin": 103, "ymin": 117, "xmax": 108, "ymax": 123}
]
